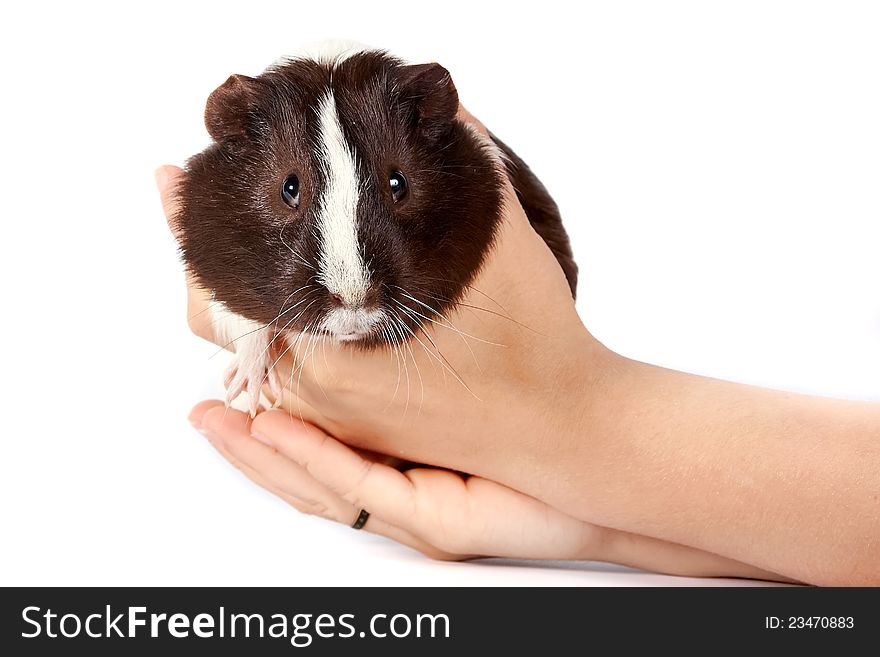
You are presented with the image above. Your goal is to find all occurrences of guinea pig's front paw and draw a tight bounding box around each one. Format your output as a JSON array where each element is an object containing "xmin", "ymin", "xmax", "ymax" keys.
[
  {"xmin": 220, "ymin": 327, "xmax": 284, "ymax": 417},
  {"xmin": 207, "ymin": 305, "xmax": 285, "ymax": 417},
  {"xmin": 224, "ymin": 356, "xmax": 284, "ymax": 418}
]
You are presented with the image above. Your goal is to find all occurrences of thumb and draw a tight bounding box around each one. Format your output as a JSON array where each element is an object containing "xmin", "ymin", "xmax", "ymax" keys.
[{"xmin": 155, "ymin": 165, "xmax": 185, "ymax": 239}]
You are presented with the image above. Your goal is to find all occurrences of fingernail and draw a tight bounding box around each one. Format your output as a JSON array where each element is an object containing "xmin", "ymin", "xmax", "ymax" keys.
[
  {"xmin": 251, "ymin": 431, "xmax": 273, "ymax": 447},
  {"xmin": 154, "ymin": 166, "xmax": 169, "ymax": 191}
]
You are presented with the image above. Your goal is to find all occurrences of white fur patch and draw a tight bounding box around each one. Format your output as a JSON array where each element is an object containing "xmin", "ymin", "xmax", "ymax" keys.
[
  {"xmin": 314, "ymin": 91, "xmax": 370, "ymax": 306},
  {"xmin": 321, "ymin": 307, "xmax": 385, "ymax": 341},
  {"xmin": 209, "ymin": 302, "xmax": 267, "ymax": 353},
  {"xmin": 279, "ymin": 39, "xmax": 372, "ymax": 68},
  {"xmin": 301, "ymin": 38, "xmax": 370, "ymax": 64}
]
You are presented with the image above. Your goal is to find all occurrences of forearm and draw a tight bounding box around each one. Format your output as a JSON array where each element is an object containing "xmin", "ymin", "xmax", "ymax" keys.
[
  {"xmin": 594, "ymin": 527, "xmax": 797, "ymax": 583},
  {"xmin": 541, "ymin": 345, "xmax": 880, "ymax": 586}
]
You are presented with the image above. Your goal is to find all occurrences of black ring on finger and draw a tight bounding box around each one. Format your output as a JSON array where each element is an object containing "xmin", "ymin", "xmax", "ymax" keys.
[{"xmin": 351, "ymin": 509, "xmax": 370, "ymax": 530}]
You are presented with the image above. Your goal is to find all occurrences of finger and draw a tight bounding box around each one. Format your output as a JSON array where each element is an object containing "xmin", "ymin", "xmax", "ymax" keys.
[
  {"xmin": 199, "ymin": 407, "xmax": 457, "ymax": 559},
  {"xmin": 194, "ymin": 405, "xmax": 329, "ymax": 517},
  {"xmin": 155, "ymin": 165, "xmax": 185, "ymax": 238},
  {"xmin": 207, "ymin": 423, "xmax": 328, "ymax": 517},
  {"xmin": 212, "ymin": 431, "xmax": 456, "ymax": 560},
  {"xmin": 250, "ymin": 410, "xmax": 417, "ymax": 525},
  {"xmin": 191, "ymin": 392, "xmax": 326, "ymax": 453},
  {"xmin": 201, "ymin": 405, "xmax": 350, "ymax": 519},
  {"xmin": 188, "ymin": 399, "xmax": 226, "ymax": 429}
]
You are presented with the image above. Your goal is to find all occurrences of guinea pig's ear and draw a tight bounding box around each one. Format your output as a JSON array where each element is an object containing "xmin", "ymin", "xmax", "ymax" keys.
[
  {"xmin": 397, "ymin": 63, "xmax": 459, "ymax": 128},
  {"xmin": 204, "ymin": 74, "xmax": 263, "ymax": 141}
]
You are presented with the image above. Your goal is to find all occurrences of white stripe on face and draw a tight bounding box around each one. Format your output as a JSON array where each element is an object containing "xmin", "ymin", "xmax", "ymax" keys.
[{"xmin": 315, "ymin": 90, "xmax": 369, "ymax": 306}]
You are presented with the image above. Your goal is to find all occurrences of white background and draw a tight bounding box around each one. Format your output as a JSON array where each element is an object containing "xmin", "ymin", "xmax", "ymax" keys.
[{"xmin": 1, "ymin": 1, "xmax": 877, "ymax": 586}]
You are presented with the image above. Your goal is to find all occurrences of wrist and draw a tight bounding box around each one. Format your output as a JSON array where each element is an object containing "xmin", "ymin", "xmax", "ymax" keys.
[{"xmin": 515, "ymin": 327, "xmax": 630, "ymax": 512}]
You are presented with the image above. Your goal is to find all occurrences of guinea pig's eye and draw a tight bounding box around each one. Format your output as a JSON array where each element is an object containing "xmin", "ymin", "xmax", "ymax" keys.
[
  {"xmin": 281, "ymin": 174, "xmax": 300, "ymax": 208},
  {"xmin": 389, "ymin": 171, "xmax": 407, "ymax": 202}
]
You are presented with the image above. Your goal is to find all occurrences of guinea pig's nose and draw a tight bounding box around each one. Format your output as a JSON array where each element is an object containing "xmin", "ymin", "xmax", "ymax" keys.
[{"xmin": 327, "ymin": 287, "xmax": 374, "ymax": 310}]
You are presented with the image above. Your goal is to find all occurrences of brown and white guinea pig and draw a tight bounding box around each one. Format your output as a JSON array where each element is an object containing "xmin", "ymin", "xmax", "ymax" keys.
[{"xmin": 173, "ymin": 41, "xmax": 577, "ymax": 412}]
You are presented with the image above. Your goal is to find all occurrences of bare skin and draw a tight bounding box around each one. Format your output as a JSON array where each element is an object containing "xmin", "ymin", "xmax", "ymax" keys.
[
  {"xmin": 160, "ymin": 110, "xmax": 879, "ymax": 585},
  {"xmin": 188, "ymin": 400, "xmax": 787, "ymax": 580}
]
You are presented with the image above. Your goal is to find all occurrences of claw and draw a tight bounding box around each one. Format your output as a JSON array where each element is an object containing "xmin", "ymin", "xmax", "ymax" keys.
[
  {"xmin": 267, "ymin": 369, "xmax": 283, "ymax": 404},
  {"xmin": 223, "ymin": 365, "xmax": 237, "ymax": 390},
  {"xmin": 247, "ymin": 375, "xmax": 262, "ymax": 418},
  {"xmin": 223, "ymin": 357, "xmax": 278, "ymax": 416},
  {"xmin": 224, "ymin": 365, "xmax": 246, "ymax": 406}
]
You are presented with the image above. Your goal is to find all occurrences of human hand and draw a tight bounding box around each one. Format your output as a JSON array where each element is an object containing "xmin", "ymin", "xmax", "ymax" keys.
[
  {"xmin": 190, "ymin": 401, "xmax": 792, "ymax": 581},
  {"xmin": 188, "ymin": 400, "xmax": 604, "ymax": 562},
  {"xmin": 158, "ymin": 106, "xmax": 616, "ymax": 507}
]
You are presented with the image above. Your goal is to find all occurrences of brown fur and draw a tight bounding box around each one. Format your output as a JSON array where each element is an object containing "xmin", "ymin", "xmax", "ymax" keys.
[{"xmin": 174, "ymin": 51, "xmax": 577, "ymax": 345}]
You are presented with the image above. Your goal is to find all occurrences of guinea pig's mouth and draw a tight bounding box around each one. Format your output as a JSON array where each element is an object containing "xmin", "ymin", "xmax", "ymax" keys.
[
  {"xmin": 319, "ymin": 307, "xmax": 385, "ymax": 343},
  {"xmin": 334, "ymin": 331, "xmax": 369, "ymax": 342}
]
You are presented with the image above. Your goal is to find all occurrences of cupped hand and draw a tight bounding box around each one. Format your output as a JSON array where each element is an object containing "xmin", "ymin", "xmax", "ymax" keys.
[
  {"xmin": 189, "ymin": 401, "xmax": 604, "ymax": 562},
  {"xmin": 190, "ymin": 401, "xmax": 793, "ymax": 581}
]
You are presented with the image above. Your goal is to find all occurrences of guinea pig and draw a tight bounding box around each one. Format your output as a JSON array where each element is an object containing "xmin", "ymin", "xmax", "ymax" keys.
[{"xmin": 173, "ymin": 42, "xmax": 577, "ymax": 413}]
